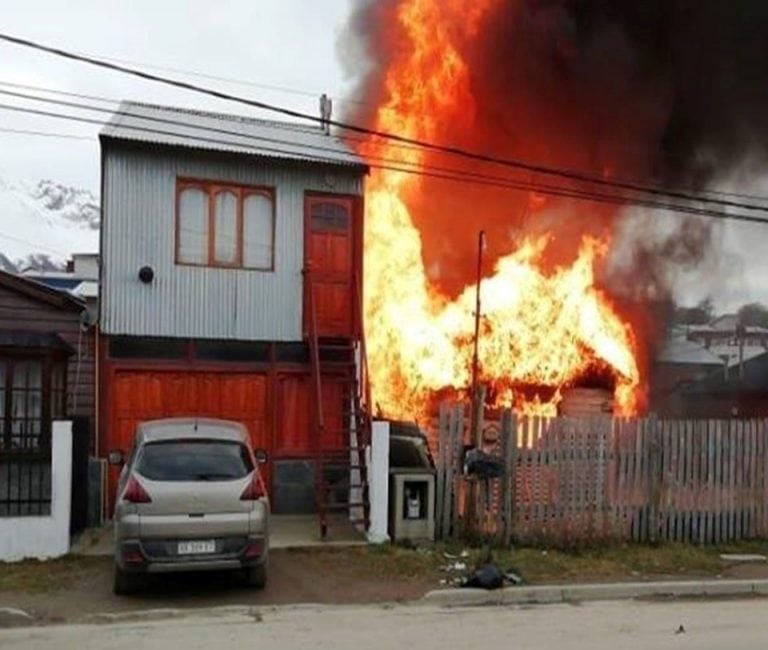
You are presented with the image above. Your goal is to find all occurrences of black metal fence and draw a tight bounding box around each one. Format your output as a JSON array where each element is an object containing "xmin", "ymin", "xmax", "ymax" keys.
[{"xmin": 0, "ymin": 450, "xmax": 52, "ymax": 516}]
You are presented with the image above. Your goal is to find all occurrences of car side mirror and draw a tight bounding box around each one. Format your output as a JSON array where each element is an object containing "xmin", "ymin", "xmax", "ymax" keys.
[
  {"xmin": 108, "ymin": 450, "xmax": 125, "ymax": 466},
  {"xmin": 254, "ymin": 449, "xmax": 268, "ymax": 464}
]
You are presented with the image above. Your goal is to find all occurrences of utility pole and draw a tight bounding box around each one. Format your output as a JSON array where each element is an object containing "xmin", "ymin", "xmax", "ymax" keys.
[
  {"xmin": 467, "ymin": 230, "xmax": 487, "ymax": 538},
  {"xmin": 737, "ymin": 321, "xmax": 746, "ymax": 381},
  {"xmin": 470, "ymin": 230, "xmax": 486, "ymax": 422}
]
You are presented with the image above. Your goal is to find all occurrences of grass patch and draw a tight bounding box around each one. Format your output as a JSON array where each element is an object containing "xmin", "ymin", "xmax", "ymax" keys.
[
  {"xmin": 0, "ymin": 556, "xmax": 108, "ymax": 593},
  {"xmin": 285, "ymin": 544, "xmax": 444, "ymax": 580},
  {"xmin": 286, "ymin": 539, "xmax": 768, "ymax": 586}
]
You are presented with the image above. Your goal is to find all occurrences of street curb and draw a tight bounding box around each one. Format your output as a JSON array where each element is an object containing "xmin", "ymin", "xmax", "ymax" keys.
[
  {"xmin": 0, "ymin": 607, "xmax": 34, "ymax": 628},
  {"xmin": 422, "ymin": 579, "xmax": 768, "ymax": 607}
]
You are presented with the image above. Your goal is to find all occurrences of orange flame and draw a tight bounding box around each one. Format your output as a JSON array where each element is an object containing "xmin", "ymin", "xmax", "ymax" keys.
[{"xmin": 358, "ymin": 0, "xmax": 641, "ymax": 421}]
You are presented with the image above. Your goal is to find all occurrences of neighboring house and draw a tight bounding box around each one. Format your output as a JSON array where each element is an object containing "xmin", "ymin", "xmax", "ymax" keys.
[
  {"xmin": 687, "ymin": 315, "xmax": 768, "ymax": 369},
  {"xmin": 651, "ymin": 337, "xmax": 724, "ymax": 416},
  {"xmin": 98, "ymin": 102, "xmax": 369, "ymax": 523},
  {"xmin": 677, "ymin": 351, "xmax": 768, "ymax": 418},
  {"xmin": 23, "ymin": 253, "xmax": 99, "ymax": 323},
  {"xmin": 0, "ymin": 270, "xmax": 95, "ymax": 449}
]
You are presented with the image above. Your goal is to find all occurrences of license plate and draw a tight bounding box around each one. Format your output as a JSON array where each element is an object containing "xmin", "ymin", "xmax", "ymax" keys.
[{"xmin": 177, "ymin": 540, "xmax": 216, "ymax": 555}]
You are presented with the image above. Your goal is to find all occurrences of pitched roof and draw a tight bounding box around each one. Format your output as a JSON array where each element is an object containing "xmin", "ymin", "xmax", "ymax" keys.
[
  {"xmin": 709, "ymin": 313, "xmax": 740, "ymax": 330},
  {"xmin": 100, "ymin": 101, "xmax": 369, "ymax": 171},
  {"xmin": 0, "ymin": 269, "xmax": 85, "ymax": 312},
  {"xmin": 656, "ymin": 338, "xmax": 723, "ymax": 365},
  {"xmin": 683, "ymin": 351, "xmax": 768, "ymax": 394}
]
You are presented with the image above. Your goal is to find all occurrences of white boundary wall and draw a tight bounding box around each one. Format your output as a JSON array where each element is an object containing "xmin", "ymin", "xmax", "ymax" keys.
[
  {"xmin": 366, "ymin": 420, "xmax": 390, "ymax": 544},
  {"xmin": 0, "ymin": 421, "xmax": 73, "ymax": 562}
]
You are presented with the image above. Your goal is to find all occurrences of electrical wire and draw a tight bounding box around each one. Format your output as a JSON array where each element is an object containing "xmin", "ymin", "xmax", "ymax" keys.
[
  {"xmin": 5, "ymin": 78, "xmax": 765, "ymax": 206},
  {"xmin": 0, "ymin": 125, "xmax": 92, "ymax": 140},
  {"xmin": 0, "ymin": 230, "xmax": 74, "ymax": 257},
  {"xmin": 2, "ymin": 31, "xmax": 767, "ymax": 214},
  {"xmin": 3, "ymin": 98, "xmax": 768, "ymax": 226}
]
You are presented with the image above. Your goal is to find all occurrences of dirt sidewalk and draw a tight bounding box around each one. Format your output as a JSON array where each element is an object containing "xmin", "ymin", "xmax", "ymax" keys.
[{"xmin": 0, "ymin": 547, "xmax": 435, "ymax": 625}]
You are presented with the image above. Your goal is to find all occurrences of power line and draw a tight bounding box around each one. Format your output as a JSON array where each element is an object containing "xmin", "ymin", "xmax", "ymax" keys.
[
  {"xmin": 0, "ymin": 126, "xmax": 92, "ymax": 140},
  {"xmin": 2, "ymin": 31, "xmax": 767, "ymax": 214},
  {"xmin": 69, "ymin": 49, "xmax": 369, "ymax": 107},
  {"xmin": 0, "ymin": 78, "xmax": 452, "ymax": 164},
  {"xmin": 1, "ymin": 92, "xmax": 766, "ymax": 224},
  {"xmin": 0, "ymin": 231, "xmax": 73, "ymax": 257},
  {"xmin": 3, "ymin": 98, "xmax": 768, "ymax": 227},
  {"xmin": 4, "ymin": 84, "xmax": 768, "ymax": 227},
  {"xmin": 3, "ymin": 80, "xmax": 759, "ymax": 205},
  {"xmin": 0, "ymin": 80, "xmax": 118, "ymax": 104}
]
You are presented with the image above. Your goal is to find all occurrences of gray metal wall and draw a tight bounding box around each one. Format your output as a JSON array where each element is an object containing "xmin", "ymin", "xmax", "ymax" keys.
[{"xmin": 101, "ymin": 146, "xmax": 364, "ymax": 341}]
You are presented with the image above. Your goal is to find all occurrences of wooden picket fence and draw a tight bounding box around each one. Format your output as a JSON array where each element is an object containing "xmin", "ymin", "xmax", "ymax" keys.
[{"xmin": 434, "ymin": 405, "xmax": 768, "ymax": 546}]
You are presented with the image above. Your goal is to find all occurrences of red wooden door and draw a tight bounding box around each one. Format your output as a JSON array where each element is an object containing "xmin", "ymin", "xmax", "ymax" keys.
[
  {"xmin": 275, "ymin": 374, "xmax": 311, "ymax": 456},
  {"xmin": 304, "ymin": 196, "xmax": 354, "ymax": 337},
  {"xmin": 274, "ymin": 374, "xmax": 346, "ymax": 456}
]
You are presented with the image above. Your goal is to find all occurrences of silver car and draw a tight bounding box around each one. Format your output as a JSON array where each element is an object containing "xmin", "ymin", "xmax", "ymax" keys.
[{"xmin": 110, "ymin": 418, "xmax": 269, "ymax": 595}]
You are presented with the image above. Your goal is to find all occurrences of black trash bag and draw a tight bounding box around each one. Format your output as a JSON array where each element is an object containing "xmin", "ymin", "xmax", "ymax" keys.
[
  {"xmin": 460, "ymin": 563, "xmax": 504, "ymax": 590},
  {"xmin": 463, "ymin": 448, "xmax": 505, "ymax": 479}
]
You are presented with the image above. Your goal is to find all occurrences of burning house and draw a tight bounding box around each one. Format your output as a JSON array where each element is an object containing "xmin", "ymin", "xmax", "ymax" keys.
[{"xmin": 339, "ymin": 0, "xmax": 768, "ymax": 425}]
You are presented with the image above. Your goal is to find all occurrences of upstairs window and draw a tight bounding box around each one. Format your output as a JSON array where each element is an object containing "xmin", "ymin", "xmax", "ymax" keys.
[{"xmin": 176, "ymin": 180, "xmax": 275, "ymax": 270}]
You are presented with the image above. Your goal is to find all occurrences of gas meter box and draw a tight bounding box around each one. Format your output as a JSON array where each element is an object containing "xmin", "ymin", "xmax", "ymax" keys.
[
  {"xmin": 387, "ymin": 421, "xmax": 436, "ymax": 542},
  {"xmin": 389, "ymin": 471, "xmax": 435, "ymax": 542}
]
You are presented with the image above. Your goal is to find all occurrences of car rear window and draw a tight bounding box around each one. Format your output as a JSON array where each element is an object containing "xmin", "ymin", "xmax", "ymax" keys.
[{"xmin": 136, "ymin": 440, "xmax": 254, "ymax": 481}]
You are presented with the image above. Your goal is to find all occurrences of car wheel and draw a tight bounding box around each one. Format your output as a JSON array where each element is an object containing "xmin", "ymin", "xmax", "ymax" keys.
[
  {"xmin": 113, "ymin": 566, "xmax": 143, "ymax": 596},
  {"xmin": 244, "ymin": 563, "xmax": 267, "ymax": 589}
]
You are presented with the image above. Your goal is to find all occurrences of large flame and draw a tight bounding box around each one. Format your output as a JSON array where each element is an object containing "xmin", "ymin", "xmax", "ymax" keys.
[{"xmin": 358, "ymin": 0, "xmax": 641, "ymax": 420}]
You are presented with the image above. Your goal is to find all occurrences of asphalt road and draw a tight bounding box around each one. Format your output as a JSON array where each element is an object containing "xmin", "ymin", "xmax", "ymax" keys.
[{"xmin": 2, "ymin": 598, "xmax": 768, "ymax": 649}]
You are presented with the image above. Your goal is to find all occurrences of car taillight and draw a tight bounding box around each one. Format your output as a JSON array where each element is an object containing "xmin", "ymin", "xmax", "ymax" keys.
[
  {"xmin": 240, "ymin": 472, "xmax": 266, "ymax": 501},
  {"xmin": 122, "ymin": 476, "xmax": 152, "ymax": 503}
]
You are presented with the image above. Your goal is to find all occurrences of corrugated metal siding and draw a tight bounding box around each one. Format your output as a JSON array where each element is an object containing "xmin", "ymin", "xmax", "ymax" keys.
[{"xmin": 101, "ymin": 146, "xmax": 363, "ymax": 341}]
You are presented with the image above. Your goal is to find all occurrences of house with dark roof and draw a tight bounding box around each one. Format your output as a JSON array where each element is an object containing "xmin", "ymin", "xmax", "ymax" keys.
[
  {"xmin": 678, "ymin": 351, "xmax": 768, "ymax": 418},
  {"xmin": 98, "ymin": 102, "xmax": 370, "ymax": 532},
  {"xmin": 0, "ymin": 270, "xmax": 95, "ymax": 452},
  {"xmin": 650, "ymin": 337, "xmax": 724, "ymax": 416}
]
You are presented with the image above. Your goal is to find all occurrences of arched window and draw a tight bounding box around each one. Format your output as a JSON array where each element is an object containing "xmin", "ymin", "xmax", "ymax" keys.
[{"xmin": 176, "ymin": 181, "xmax": 275, "ymax": 269}]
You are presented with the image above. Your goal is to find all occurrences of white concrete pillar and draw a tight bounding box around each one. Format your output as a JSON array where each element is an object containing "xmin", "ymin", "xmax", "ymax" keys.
[
  {"xmin": 367, "ymin": 420, "xmax": 390, "ymax": 544},
  {"xmin": 50, "ymin": 420, "xmax": 73, "ymax": 557}
]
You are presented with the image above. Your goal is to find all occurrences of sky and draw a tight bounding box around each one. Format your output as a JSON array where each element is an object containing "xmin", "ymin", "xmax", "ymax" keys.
[{"xmin": 0, "ymin": 0, "xmax": 356, "ymax": 190}]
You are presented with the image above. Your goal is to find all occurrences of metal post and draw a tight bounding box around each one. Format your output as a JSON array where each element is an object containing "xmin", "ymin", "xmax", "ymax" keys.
[
  {"xmin": 470, "ymin": 231, "xmax": 486, "ymax": 402},
  {"xmin": 737, "ymin": 322, "xmax": 745, "ymax": 381}
]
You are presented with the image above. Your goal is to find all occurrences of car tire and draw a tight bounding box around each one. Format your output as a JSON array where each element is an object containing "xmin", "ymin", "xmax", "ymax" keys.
[
  {"xmin": 244, "ymin": 563, "xmax": 267, "ymax": 589},
  {"xmin": 113, "ymin": 566, "xmax": 143, "ymax": 596}
]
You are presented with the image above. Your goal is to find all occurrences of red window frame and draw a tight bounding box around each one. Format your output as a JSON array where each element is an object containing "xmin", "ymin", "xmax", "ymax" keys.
[{"xmin": 175, "ymin": 178, "xmax": 276, "ymax": 271}]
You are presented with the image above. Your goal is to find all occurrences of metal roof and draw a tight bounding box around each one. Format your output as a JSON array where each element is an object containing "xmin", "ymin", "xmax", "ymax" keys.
[
  {"xmin": 682, "ymin": 351, "xmax": 768, "ymax": 394},
  {"xmin": 0, "ymin": 269, "xmax": 85, "ymax": 312},
  {"xmin": 100, "ymin": 101, "xmax": 369, "ymax": 171},
  {"xmin": 656, "ymin": 338, "xmax": 724, "ymax": 365}
]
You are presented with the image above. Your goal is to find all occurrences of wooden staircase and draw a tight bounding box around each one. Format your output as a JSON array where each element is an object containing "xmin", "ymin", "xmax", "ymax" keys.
[{"xmin": 306, "ymin": 272, "xmax": 371, "ymax": 539}]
